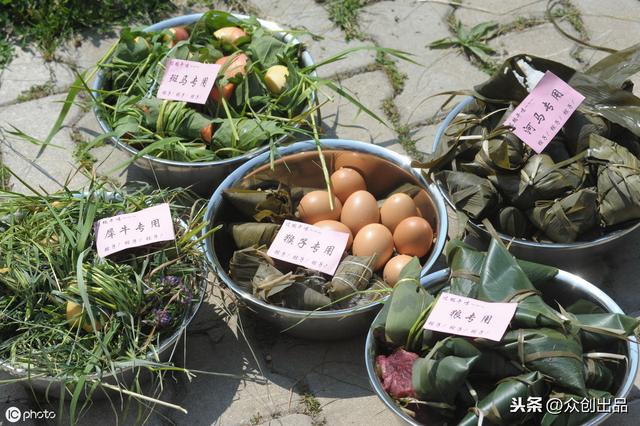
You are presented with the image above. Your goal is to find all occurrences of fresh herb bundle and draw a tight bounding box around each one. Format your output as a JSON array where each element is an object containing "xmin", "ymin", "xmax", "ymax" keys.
[
  {"xmin": 416, "ymin": 45, "xmax": 640, "ymax": 243},
  {"xmin": 92, "ymin": 10, "xmax": 411, "ymax": 163},
  {"xmin": 0, "ymin": 182, "xmax": 213, "ymax": 420},
  {"xmin": 373, "ymin": 238, "xmax": 638, "ymax": 425}
]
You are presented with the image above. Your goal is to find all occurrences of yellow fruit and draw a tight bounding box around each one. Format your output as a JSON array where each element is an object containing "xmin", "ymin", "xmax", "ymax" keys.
[
  {"xmin": 66, "ymin": 301, "xmax": 102, "ymax": 332},
  {"xmin": 213, "ymin": 26, "xmax": 247, "ymax": 44},
  {"xmin": 264, "ymin": 65, "xmax": 289, "ymax": 94}
]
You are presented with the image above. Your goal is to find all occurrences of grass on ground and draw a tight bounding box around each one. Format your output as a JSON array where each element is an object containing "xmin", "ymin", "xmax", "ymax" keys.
[{"xmin": 0, "ymin": 0, "xmax": 177, "ymax": 68}]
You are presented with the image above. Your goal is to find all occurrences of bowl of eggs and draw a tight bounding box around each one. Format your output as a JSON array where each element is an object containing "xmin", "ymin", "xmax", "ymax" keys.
[{"xmin": 204, "ymin": 139, "xmax": 448, "ymax": 339}]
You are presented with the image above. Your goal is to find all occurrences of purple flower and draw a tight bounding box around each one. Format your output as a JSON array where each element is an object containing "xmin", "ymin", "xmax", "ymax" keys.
[
  {"xmin": 162, "ymin": 275, "xmax": 193, "ymax": 305},
  {"xmin": 152, "ymin": 308, "xmax": 172, "ymax": 328},
  {"xmin": 162, "ymin": 275, "xmax": 182, "ymax": 287}
]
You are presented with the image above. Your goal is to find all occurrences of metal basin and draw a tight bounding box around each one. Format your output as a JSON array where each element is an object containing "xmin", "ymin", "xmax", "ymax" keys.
[
  {"xmin": 92, "ymin": 13, "xmax": 317, "ymax": 196},
  {"xmin": 0, "ymin": 203, "xmax": 208, "ymax": 400},
  {"xmin": 365, "ymin": 268, "xmax": 640, "ymax": 425},
  {"xmin": 204, "ymin": 139, "xmax": 449, "ymax": 340},
  {"xmin": 431, "ymin": 96, "xmax": 640, "ymax": 268}
]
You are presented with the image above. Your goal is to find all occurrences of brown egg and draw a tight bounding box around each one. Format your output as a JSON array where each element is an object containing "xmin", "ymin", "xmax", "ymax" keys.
[
  {"xmin": 380, "ymin": 193, "xmax": 418, "ymax": 233},
  {"xmin": 314, "ymin": 220, "xmax": 353, "ymax": 249},
  {"xmin": 413, "ymin": 189, "xmax": 438, "ymax": 230},
  {"xmin": 383, "ymin": 255, "xmax": 414, "ymax": 287},
  {"xmin": 298, "ymin": 191, "xmax": 342, "ymax": 224},
  {"xmin": 340, "ymin": 190, "xmax": 380, "ymax": 235},
  {"xmin": 334, "ymin": 152, "xmax": 407, "ymax": 195},
  {"xmin": 352, "ymin": 224, "xmax": 393, "ymax": 270},
  {"xmin": 330, "ymin": 167, "xmax": 367, "ymax": 203},
  {"xmin": 393, "ymin": 217, "xmax": 434, "ymax": 258}
]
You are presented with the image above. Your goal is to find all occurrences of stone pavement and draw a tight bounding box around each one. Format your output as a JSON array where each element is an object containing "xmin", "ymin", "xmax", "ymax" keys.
[{"xmin": 0, "ymin": 0, "xmax": 640, "ymax": 425}]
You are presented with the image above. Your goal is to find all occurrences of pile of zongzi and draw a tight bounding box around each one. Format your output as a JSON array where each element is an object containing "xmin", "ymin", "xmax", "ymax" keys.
[
  {"xmin": 223, "ymin": 159, "xmax": 439, "ymax": 310},
  {"xmin": 373, "ymin": 238, "xmax": 638, "ymax": 425},
  {"xmin": 418, "ymin": 46, "xmax": 640, "ymax": 243}
]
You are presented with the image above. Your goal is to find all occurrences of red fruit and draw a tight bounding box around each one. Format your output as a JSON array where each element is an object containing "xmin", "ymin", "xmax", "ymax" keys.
[
  {"xmin": 215, "ymin": 53, "xmax": 248, "ymax": 78},
  {"xmin": 163, "ymin": 27, "xmax": 189, "ymax": 47},
  {"xmin": 209, "ymin": 82, "xmax": 235, "ymax": 103},
  {"xmin": 200, "ymin": 124, "xmax": 215, "ymax": 143}
]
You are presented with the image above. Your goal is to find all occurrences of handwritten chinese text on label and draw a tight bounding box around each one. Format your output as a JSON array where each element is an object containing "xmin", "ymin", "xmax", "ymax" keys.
[
  {"xmin": 267, "ymin": 220, "xmax": 349, "ymax": 276},
  {"xmin": 504, "ymin": 71, "xmax": 585, "ymax": 154},
  {"xmin": 96, "ymin": 203, "xmax": 175, "ymax": 258},
  {"xmin": 423, "ymin": 292, "xmax": 517, "ymax": 342},
  {"xmin": 157, "ymin": 59, "xmax": 220, "ymax": 104}
]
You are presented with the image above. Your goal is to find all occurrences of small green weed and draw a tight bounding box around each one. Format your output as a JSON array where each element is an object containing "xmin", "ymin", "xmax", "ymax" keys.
[
  {"xmin": 375, "ymin": 51, "xmax": 407, "ymax": 95},
  {"xmin": 325, "ymin": 0, "xmax": 366, "ymax": 41},
  {"xmin": 16, "ymin": 81, "xmax": 55, "ymax": 103},
  {"xmin": 429, "ymin": 20, "xmax": 498, "ymax": 62},
  {"xmin": 302, "ymin": 393, "xmax": 322, "ymax": 416}
]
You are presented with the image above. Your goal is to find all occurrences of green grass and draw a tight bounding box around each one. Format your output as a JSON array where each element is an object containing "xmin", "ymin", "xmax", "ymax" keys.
[
  {"xmin": 428, "ymin": 18, "xmax": 499, "ymax": 73},
  {"xmin": 324, "ymin": 0, "xmax": 367, "ymax": 41},
  {"xmin": 0, "ymin": 161, "xmax": 10, "ymax": 190},
  {"xmin": 70, "ymin": 127, "xmax": 100, "ymax": 172},
  {"xmin": 0, "ymin": 1, "xmax": 176, "ymax": 67},
  {"xmin": 16, "ymin": 81, "xmax": 55, "ymax": 103},
  {"xmin": 375, "ymin": 51, "xmax": 406, "ymax": 95},
  {"xmin": 302, "ymin": 393, "xmax": 322, "ymax": 416}
]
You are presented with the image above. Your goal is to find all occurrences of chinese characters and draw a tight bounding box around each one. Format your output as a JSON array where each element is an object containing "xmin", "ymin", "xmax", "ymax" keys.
[
  {"xmin": 157, "ymin": 59, "xmax": 220, "ymax": 105},
  {"xmin": 96, "ymin": 203, "xmax": 176, "ymax": 258},
  {"xmin": 423, "ymin": 292, "xmax": 517, "ymax": 341},
  {"xmin": 267, "ymin": 220, "xmax": 350, "ymax": 275},
  {"xmin": 503, "ymin": 71, "xmax": 585, "ymax": 154}
]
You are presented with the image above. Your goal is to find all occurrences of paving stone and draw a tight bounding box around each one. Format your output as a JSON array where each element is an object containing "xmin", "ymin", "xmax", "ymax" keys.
[
  {"xmin": 0, "ymin": 94, "xmax": 89, "ymax": 194},
  {"xmin": 0, "ymin": 379, "xmax": 38, "ymax": 426},
  {"xmin": 320, "ymin": 70, "xmax": 397, "ymax": 145},
  {"xmin": 360, "ymin": 1, "xmax": 486, "ymax": 126},
  {"xmin": 73, "ymin": 111, "xmax": 145, "ymax": 185},
  {"xmin": 56, "ymin": 32, "xmax": 120, "ymax": 72},
  {"xmin": 250, "ymin": 0, "xmax": 376, "ymax": 77},
  {"xmin": 602, "ymin": 398, "xmax": 640, "ymax": 426},
  {"xmin": 307, "ymin": 372, "xmax": 397, "ymax": 426},
  {"xmin": 488, "ymin": 23, "xmax": 582, "ymax": 70},
  {"xmin": 454, "ymin": 0, "xmax": 548, "ymax": 27},
  {"xmin": 264, "ymin": 413, "xmax": 314, "ymax": 426},
  {"xmin": 412, "ymin": 123, "xmax": 441, "ymax": 156},
  {"xmin": 0, "ymin": 48, "xmax": 75, "ymax": 106},
  {"xmin": 576, "ymin": 1, "xmax": 640, "ymax": 92}
]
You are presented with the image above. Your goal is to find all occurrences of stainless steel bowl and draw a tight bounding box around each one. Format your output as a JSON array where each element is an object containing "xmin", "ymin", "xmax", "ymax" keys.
[
  {"xmin": 365, "ymin": 268, "xmax": 640, "ymax": 426},
  {"xmin": 431, "ymin": 97, "xmax": 640, "ymax": 268},
  {"xmin": 92, "ymin": 13, "xmax": 318, "ymax": 196},
  {"xmin": 204, "ymin": 139, "xmax": 449, "ymax": 340},
  {"xmin": 0, "ymin": 200, "xmax": 208, "ymax": 400}
]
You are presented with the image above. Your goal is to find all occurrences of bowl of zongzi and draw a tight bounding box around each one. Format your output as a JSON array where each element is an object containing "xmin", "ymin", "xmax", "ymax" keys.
[
  {"xmin": 91, "ymin": 10, "xmax": 318, "ymax": 195},
  {"xmin": 0, "ymin": 185, "xmax": 211, "ymax": 407},
  {"xmin": 366, "ymin": 238, "xmax": 639, "ymax": 426},
  {"xmin": 204, "ymin": 139, "xmax": 449, "ymax": 339},
  {"xmin": 419, "ymin": 51, "xmax": 640, "ymax": 267}
]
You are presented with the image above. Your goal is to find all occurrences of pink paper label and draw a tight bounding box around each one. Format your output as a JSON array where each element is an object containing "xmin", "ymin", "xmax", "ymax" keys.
[
  {"xmin": 157, "ymin": 58, "xmax": 220, "ymax": 104},
  {"xmin": 95, "ymin": 203, "xmax": 176, "ymax": 258},
  {"xmin": 504, "ymin": 71, "xmax": 585, "ymax": 153},
  {"xmin": 267, "ymin": 220, "xmax": 349, "ymax": 275},
  {"xmin": 423, "ymin": 292, "xmax": 517, "ymax": 342}
]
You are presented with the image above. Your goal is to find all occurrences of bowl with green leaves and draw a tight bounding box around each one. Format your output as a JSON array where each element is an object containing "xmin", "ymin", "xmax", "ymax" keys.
[
  {"xmin": 90, "ymin": 10, "xmax": 406, "ymax": 195},
  {"xmin": 0, "ymin": 182, "xmax": 213, "ymax": 421},
  {"xmin": 366, "ymin": 237, "xmax": 639, "ymax": 425},
  {"xmin": 417, "ymin": 47, "xmax": 640, "ymax": 268}
]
